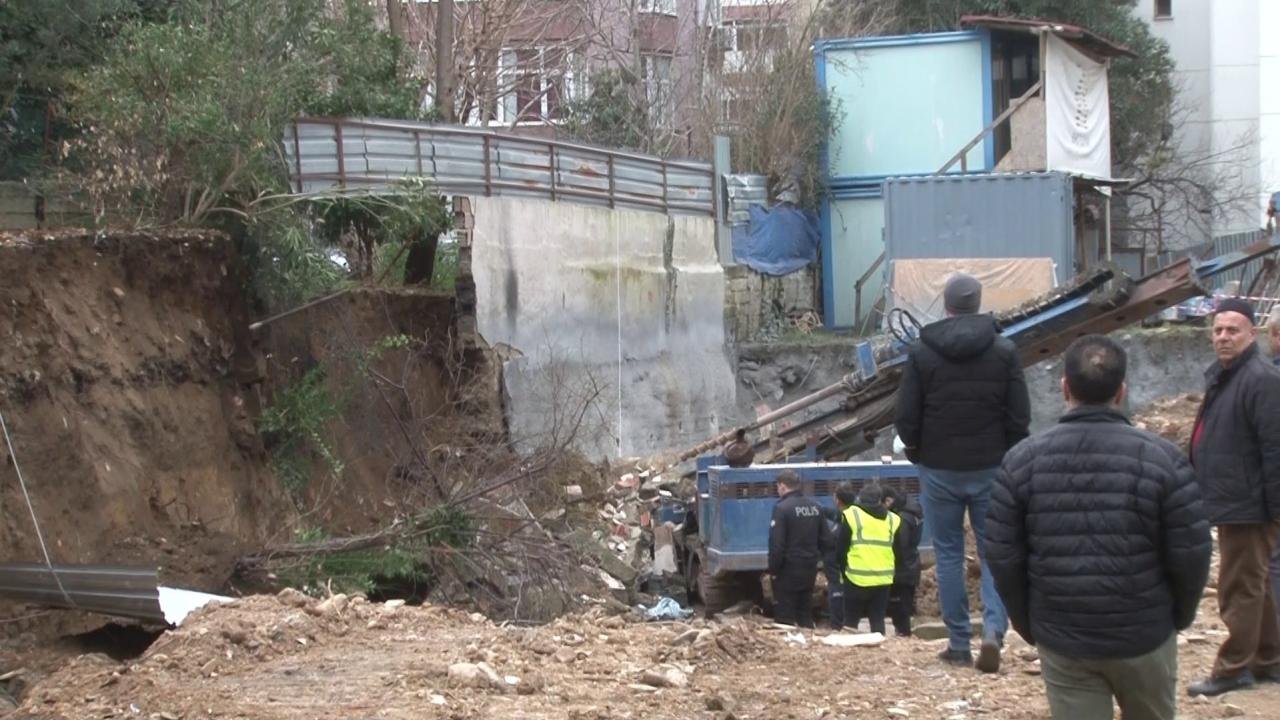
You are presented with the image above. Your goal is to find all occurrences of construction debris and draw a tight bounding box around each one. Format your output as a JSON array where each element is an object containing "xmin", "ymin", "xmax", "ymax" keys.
[
  {"xmin": 6, "ymin": 545, "xmax": 1278, "ymax": 718},
  {"xmin": 1133, "ymin": 393, "xmax": 1202, "ymax": 448}
]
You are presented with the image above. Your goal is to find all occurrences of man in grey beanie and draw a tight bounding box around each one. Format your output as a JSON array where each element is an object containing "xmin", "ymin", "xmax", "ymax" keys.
[{"xmin": 894, "ymin": 272, "xmax": 1031, "ymax": 672}]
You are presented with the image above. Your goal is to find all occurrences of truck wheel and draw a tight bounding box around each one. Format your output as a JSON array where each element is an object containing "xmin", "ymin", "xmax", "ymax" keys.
[{"xmin": 697, "ymin": 563, "xmax": 731, "ymax": 618}]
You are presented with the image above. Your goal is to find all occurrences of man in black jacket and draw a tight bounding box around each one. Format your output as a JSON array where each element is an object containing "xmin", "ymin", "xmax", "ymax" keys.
[
  {"xmin": 884, "ymin": 487, "xmax": 924, "ymax": 637},
  {"xmin": 987, "ymin": 334, "xmax": 1211, "ymax": 720},
  {"xmin": 894, "ymin": 272, "xmax": 1030, "ymax": 672},
  {"xmin": 1186, "ymin": 298, "xmax": 1280, "ymax": 697},
  {"xmin": 768, "ymin": 469, "xmax": 830, "ymax": 628}
]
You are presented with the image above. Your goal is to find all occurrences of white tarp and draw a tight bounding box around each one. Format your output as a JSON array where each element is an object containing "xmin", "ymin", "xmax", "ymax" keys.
[
  {"xmin": 1044, "ymin": 34, "xmax": 1112, "ymax": 180},
  {"xmin": 886, "ymin": 257, "xmax": 1057, "ymax": 326},
  {"xmin": 158, "ymin": 586, "xmax": 231, "ymax": 625}
]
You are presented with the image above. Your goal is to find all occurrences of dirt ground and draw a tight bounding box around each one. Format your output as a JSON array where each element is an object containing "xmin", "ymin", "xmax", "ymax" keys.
[{"xmin": 5, "ymin": 586, "xmax": 1274, "ymax": 720}]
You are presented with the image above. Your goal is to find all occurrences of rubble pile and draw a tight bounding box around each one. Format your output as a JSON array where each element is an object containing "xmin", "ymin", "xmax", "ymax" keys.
[
  {"xmin": 14, "ymin": 585, "xmax": 1272, "ymax": 719},
  {"xmin": 566, "ymin": 462, "xmax": 693, "ymax": 607},
  {"xmin": 1133, "ymin": 393, "xmax": 1202, "ymax": 449}
]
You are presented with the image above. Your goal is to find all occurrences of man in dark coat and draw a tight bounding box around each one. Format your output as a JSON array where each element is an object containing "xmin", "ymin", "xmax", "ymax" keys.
[
  {"xmin": 884, "ymin": 487, "xmax": 924, "ymax": 637},
  {"xmin": 894, "ymin": 272, "xmax": 1031, "ymax": 672},
  {"xmin": 1187, "ymin": 298, "xmax": 1280, "ymax": 697},
  {"xmin": 987, "ymin": 334, "xmax": 1211, "ymax": 719},
  {"xmin": 767, "ymin": 469, "xmax": 830, "ymax": 628},
  {"xmin": 819, "ymin": 484, "xmax": 856, "ymax": 630}
]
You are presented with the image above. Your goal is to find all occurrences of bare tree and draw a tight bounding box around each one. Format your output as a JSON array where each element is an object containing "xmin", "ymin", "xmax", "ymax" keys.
[
  {"xmin": 1115, "ymin": 98, "xmax": 1260, "ymax": 256},
  {"xmin": 692, "ymin": 0, "xmax": 897, "ymax": 201}
]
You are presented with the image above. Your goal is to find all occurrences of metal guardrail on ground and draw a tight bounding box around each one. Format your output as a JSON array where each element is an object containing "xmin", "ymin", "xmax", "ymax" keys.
[
  {"xmin": 284, "ymin": 118, "xmax": 716, "ymax": 216},
  {"xmin": 0, "ymin": 563, "xmax": 165, "ymax": 623}
]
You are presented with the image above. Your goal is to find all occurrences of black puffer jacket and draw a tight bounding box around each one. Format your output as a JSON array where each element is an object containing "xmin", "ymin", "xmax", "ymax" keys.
[
  {"xmin": 986, "ymin": 406, "xmax": 1212, "ymax": 660},
  {"xmin": 894, "ymin": 314, "xmax": 1030, "ymax": 471},
  {"xmin": 768, "ymin": 490, "xmax": 831, "ymax": 576},
  {"xmin": 890, "ymin": 494, "xmax": 923, "ymax": 587},
  {"xmin": 1190, "ymin": 342, "xmax": 1280, "ymax": 524}
]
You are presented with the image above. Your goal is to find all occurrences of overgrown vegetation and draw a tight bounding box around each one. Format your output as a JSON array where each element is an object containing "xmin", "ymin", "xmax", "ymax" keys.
[
  {"xmin": 6, "ymin": 0, "xmax": 451, "ymax": 311},
  {"xmin": 560, "ymin": 70, "xmax": 653, "ymax": 153},
  {"xmin": 258, "ymin": 368, "xmax": 344, "ymax": 498}
]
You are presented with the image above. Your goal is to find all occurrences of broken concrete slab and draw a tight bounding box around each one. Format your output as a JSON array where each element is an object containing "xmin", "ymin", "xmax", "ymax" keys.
[{"xmin": 565, "ymin": 529, "xmax": 638, "ymax": 586}]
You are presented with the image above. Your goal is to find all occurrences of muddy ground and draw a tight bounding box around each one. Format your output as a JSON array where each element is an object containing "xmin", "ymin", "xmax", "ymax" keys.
[{"xmin": 4, "ymin": 587, "xmax": 1274, "ymax": 720}]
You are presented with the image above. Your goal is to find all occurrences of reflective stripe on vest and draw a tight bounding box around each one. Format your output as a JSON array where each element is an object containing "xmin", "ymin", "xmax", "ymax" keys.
[{"xmin": 843, "ymin": 506, "xmax": 898, "ymax": 588}]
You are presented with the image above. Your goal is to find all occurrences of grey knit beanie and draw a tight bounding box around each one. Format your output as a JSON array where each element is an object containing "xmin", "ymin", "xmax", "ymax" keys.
[{"xmin": 944, "ymin": 273, "xmax": 982, "ymax": 315}]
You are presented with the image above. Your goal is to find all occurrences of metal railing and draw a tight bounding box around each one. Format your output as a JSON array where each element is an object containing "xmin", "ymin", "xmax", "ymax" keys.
[{"xmin": 284, "ymin": 117, "xmax": 715, "ymax": 216}]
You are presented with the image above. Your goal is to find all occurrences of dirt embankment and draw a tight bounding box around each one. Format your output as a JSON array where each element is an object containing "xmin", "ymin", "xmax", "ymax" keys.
[
  {"xmin": 257, "ymin": 287, "xmax": 492, "ymax": 532},
  {"xmin": 0, "ymin": 229, "xmax": 295, "ymax": 633}
]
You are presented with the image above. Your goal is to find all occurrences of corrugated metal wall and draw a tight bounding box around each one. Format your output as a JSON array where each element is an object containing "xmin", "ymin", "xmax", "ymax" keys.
[
  {"xmin": 882, "ymin": 172, "xmax": 1075, "ymax": 278},
  {"xmin": 1201, "ymin": 230, "xmax": 1266, "ymax": 291},
  {"xmin": 283, "ymin": 118, "xmax": 714, "ymax": 216},
  {"xmin": 1154, "ymin": 230, "xmax": 1268, "ymax": 292}
]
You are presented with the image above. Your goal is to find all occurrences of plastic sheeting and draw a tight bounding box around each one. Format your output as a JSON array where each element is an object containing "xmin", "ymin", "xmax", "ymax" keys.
[
  {"xmin": 642, "ymin": 596, "xmax": 694, "ymax": 621},
  {"xmin": 731, "ymin": 204, "xmax": 820, "ymax": 276},
  {"xmin": 1045, "ymin": 34, "xmax": 1112, "ymax": 180},
  {"xmin": 886, "ymin": 257, "xmax": 1057, "ymax": 326}
]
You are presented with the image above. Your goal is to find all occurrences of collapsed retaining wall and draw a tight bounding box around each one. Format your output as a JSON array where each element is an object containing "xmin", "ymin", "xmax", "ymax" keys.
[
  {"xmin": 0, "ymin": 230, "xmax": 294, "ymax": 625},
  {"xmin": 465, "ymin": 196, "xmax": 738, "ymax": 459}
]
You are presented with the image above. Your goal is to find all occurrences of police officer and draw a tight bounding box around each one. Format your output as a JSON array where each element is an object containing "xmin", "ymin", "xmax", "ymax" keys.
[
  {"xmin": 768, "ymin": 469, "xmax": 831, "ymax": 628},
  {"xmin": 837, "ymin": 483, "xmax": 900, "ymax": 635}
]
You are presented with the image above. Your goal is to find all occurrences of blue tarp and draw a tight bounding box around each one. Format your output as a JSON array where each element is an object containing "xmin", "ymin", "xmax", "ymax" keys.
[{"xmin": 731, "ymin": 204, "xmax": 820, "ymax": 276}]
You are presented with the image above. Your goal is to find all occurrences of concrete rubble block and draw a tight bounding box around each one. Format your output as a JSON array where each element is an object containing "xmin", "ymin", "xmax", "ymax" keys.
[
  {"xmin": 308, "ymin": 593, "xmax": 349, "ymax": 619},
  {"xmin": 565, "ymin": 529, "xmax": 639, "ymax": 586},
  {"xmin": 669, "ymin": 628, "xmax": 701, "ymax": 646},
  {"xmin": 447, "ymin": 663, "xmax": 486, "ymax": 688},
  {"xmin": 564, "ymin": 485, "xmax": 584, "ymax": 499},
  {"xmin": 640, "ymin": 666, "xmax": 689, "ymax": 689},
  {"xmin": 276, "ymin": 587, "xmax": 311, "ymax": 609},
  {"xmin": 476, "ymin": 662, "xmax": 505, "ymax": 689},
  {"xmin": 651, "ymin": 523, "xmax": 678, "ymax": 575}
]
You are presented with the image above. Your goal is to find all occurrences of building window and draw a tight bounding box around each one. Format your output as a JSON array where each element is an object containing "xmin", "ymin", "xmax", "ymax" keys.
[
  {"xmin": 639, "ymin": 0, "xmax": 676, "ymax": 15},
  {"xmin": 1155, "ymin": 0, "xmax": 1172, "ymax": 19},
  {"xmin": 495, "ymin": 47, "xmax": 579, "ymax": 125},
  {"xmin": 642, "ymin": 54, "xmax": 673, "ymax": 128},
  {"xmin": 720, "ymin": 20, "xmax": 784, "ymax": 75}
]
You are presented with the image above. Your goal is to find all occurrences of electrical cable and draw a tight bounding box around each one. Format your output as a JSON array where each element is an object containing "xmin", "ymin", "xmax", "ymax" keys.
[{"xmin": 0, "ymin": 408, "xmax": 77, "ymax": 608}]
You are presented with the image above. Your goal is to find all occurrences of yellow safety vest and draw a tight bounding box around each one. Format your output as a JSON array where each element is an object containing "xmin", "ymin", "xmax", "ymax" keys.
[{"xmin": 843, "ymin": 506, "xmax": 899, "ymax": 588}]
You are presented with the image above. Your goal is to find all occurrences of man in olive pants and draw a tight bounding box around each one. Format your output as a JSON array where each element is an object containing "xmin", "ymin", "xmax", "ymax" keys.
[{"xmin": 987, "ymin": 335, "xmax": 1211, "ymax": 719}]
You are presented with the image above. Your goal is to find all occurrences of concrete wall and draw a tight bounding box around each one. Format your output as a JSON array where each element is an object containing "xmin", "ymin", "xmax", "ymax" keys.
[{"xmin": 467, "ymin": 195, "xmax": 738, "ymax": 459}]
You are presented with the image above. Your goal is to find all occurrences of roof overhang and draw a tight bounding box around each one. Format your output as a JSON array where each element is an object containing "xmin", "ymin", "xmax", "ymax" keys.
[{"xmin": 960, "ymin": 15, "xmax": 1138, "ymax": 59}]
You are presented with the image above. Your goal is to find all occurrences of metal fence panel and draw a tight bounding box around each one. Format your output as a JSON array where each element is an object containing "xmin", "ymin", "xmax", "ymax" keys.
[
  {"xmin": 283, "ymin": 117, "xmax": 715, "ymax": 216},
  {"xmin": 1155, "ymin": 230, "xmax": 1268, "ymax": 292}
]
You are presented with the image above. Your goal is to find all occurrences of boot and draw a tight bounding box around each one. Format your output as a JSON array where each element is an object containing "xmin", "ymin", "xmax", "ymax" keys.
[{"xmin": 1187, "ymin": 672, "xmax": 1255, "ymax": 697}]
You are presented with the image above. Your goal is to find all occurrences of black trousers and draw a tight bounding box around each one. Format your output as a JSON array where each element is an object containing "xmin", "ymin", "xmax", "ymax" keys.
[
  {"xmin": 888, "ymin": 582, "xmax": 918, "ymax": 636},
  {"xmin": 843, "ymin": 584, "xmax": 891, "ymax": 635},
  {"xmin": 826, "ymin": 569, "xmax": 846, "ymax": 630},
  {"xmin": 773, "ymin": 565, "xmax": 818, "ymax": 628}
]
